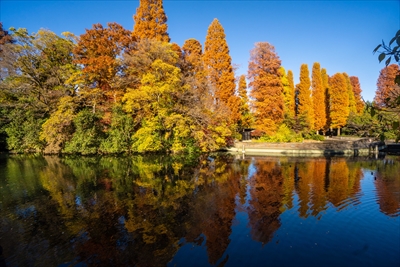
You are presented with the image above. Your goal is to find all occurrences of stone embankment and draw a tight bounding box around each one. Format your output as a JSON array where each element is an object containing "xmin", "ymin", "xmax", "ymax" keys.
[{"xmin": 227, "ymin": 137, "xmax": 386, "ymax": 156}]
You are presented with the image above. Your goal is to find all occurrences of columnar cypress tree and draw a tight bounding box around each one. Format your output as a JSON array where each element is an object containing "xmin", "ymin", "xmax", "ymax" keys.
[
  {"xmin": 287, "ymin": 70, "xmax": 296, "ymax": 118},
  {"xmin": 132, "ymin": 0, "xmax": 170, "ymax": 42},
  {"xmin": 321, "ymin": 68, "xmax": 331, "ymax": 131},
  {"xmin": 329, "ymin": 73, "xmax": 349, "ymax": 136},
  {"xmin": 203, "ymin": 18, "xmax": 239, "ymax": 123},
  {"xmin": 248, "ymin": 42, "xmax": 284, "ymax": 134},
  {"xmin": 349, "ymin": 76, "xmax": 364, "ymax": 114},
  {"xmin": 311, "ymin": 62, "xmax": 326, "ymax": 134},
  {"xmin": 296, "ymin": 64, "xmax": 314, "ymax": 130},
  {"xmin": 237, "ymin": 75, "xmax": 252, "ymax": 129},
  {"xmin": 280, "ymin": 67, "xmax": 295, "ymax": 120},
  {"xmin": 343, "ymin": 72, "xmax": 357, "ymax": 114}
]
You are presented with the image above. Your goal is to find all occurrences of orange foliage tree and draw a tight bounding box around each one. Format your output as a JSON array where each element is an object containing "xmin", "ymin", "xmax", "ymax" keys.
[
  {"xmin": 311, "ymin": 62, "xmax": 326, "ymax": 134},
  {"xmin": 321, "ymin": 68, "xmax": 331, "ymax": 131},
  {"xmin": 132, "ymin": 0, "xmax": 170, "ymax": 42},
  {"xmin": 182, "ymin": 38, "xmax": 207, "ymax": 94},
  {"xmin": 203, "ymin": 18, "xmax": 240, "ymax": 124},
  {"xmin": 374, "ymin": 64, "xmax": 400, "ymax": 108},
  {"xmin": 349, "ymin": 76, "xmax": 364, "ymax": 114},
  {"xmin": 73, "ymin": 23, "xmax": 133, "ymax": 109},
  {"xmin": 329, "ymin": 73, "xmax": 349, "ymax": 135},
  {"xmin": 296, "ymin": 64, "xmax": 314, "ymax": 130},
  {"xmin": 248, "ymin": 42, "xmax": 284, "ymax": 134},
  {"xmin": 237, "ymin": 75, "xmax": 253, "ymax": 130}
]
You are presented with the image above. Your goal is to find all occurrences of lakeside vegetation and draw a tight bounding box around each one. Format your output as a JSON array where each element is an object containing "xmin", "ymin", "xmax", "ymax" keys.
[{"xmin": 0, "ymin": 0, "xmax": 399, "ymax": 155}]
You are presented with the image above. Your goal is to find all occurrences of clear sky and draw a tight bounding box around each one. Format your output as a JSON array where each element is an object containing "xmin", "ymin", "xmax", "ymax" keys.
[{"xmin": 1, "ymin": 0, "xmax": 399, "ymax": 101}]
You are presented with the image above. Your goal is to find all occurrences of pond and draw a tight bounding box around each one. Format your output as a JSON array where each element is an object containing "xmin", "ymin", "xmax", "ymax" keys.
[{"xmin": 0, "ymin": 153, "xmax": 399, "ymax": 267}]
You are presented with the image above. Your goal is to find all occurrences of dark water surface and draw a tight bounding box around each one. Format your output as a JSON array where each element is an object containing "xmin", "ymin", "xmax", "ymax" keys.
[{"xmin": 0, "ymin": 153, "xmax": 399, "ymax": 267}]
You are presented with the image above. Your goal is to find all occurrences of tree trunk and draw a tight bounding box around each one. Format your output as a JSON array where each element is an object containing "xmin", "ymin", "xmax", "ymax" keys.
[{"xmin": 337, "ymin": 127, "xmax": 341, "ymax": 136}]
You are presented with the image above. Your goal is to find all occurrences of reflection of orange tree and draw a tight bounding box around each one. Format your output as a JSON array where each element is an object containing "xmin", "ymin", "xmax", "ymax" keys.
[
  {"xmin": 184, "ymin": 155, "xmax": 241, "ymax": 265},
  {"xmin": 310, "ymin": 159, "xmax": 328, "ymax": 217},
  {"xmin": 327, "ymin": 158, "xmax": 362, "ymax": 209},
  {"xmin": 295, "ymin": 161, "xmax": 314, "ymax": 218},
  {"xmin": 374, "ymin": 160, "xmax": 400, "ymax": 217},
  {"xmin": 247, "ymin": 161, "xmax": 284, "ymax": 244},
  {"xmin": 280, "ymin": 159, "xmax": 295, "ymax": 211}
]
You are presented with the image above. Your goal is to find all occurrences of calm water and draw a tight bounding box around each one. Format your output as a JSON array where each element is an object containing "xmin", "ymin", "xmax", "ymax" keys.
[{"xmin": 0, "ymin": 153, "xmax": 399, "ymax": 267}]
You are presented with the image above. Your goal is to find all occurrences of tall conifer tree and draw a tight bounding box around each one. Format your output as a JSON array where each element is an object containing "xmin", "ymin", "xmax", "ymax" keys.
[
  {"xmin": 321, "ymin": 68, "xmax": 331, "ymax": 131},
  {"xmin": 132, "ymin": 0, "xmax": 170, "ymax": 42},
  {"xmin": 296, "ymin": 64, "xmax": 314, "ymax": 130},
  {"xmin": 237, "ymin": 75, "xmax": 252, "ymax": 129},
  {"xmin": 203, "ymin": 18, "xmax": 239, "ymax": 123},
  {"xmin": 287, "ymin": 70, "xmax": 296, "ymax": 118},
  {"xmin": 311, "ymin": 62, "xmax": 326, "ymax": 133},
  {"xmin": 329, "ymin": 73, "xmax": 349, "ymax": 135},
  {"xmin": 248, "ymin": 42, "xmax": 284, "ymax": 134},
  {"xmin": 343, "ymin": 72, "xmax": 357, "ymax": 114},
  {"xmin": 349, "ymin": 76, "xmax": 364, "ymax": 114},
  {"xmin": 280, "ymin": 67, "xmax": 295, "ymax": 120}
]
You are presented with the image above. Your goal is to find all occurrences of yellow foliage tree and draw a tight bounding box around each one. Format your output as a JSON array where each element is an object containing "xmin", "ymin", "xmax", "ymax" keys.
[
  {"xmin": 321, "ymin": 68, "xmax": 331, "ymax": 131},
  {"xmin": 329, "ymin": 73, "xmax": 349, "ymax": 135},
  {"xmin": 343, "ymin": 72, "xmax": 357, "ymax": 114},
  {"xmin": 349, "ymin": 76, "xmax": 364, "ymax": 114},
  {"xmin": 296, "ymin": 64, "xmax": 314, "ymax": 130},
  {"xmin": 311, "ymin": 62, "xmax": 326, "ymax": 134},
  {"xmin": 237, "ymin": 75, "xmax": 253, "ymax": 130},
  {"xmin": 287, "ymin": 70, "xmax": 296, "ymax": 119}
]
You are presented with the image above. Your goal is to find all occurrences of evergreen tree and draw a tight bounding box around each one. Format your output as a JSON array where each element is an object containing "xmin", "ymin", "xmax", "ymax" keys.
[
  {"xmin": 296, "ymin": 64, "xmax": 314, "ymax": 130},
  {"xmin": 132, "ymin": 0, "xmax": 170, "ymax": 42},
  {"xmin": 203, "ymin": 19, "xmax": 240, "ymax": 124},
  {"xmin": 311, "ymin": 62, "xmax": 326, "ymax": 134},
  {"xmin": 329, "ymin": 73, "xmax": 349, "ymax": 135},
  {"xmin": 350, "ymin": 76, "xmax": 364, "ymax": 114},
  {"xmin": 248, "ymin": 42, "xmax": 284, "ymax": 134}
]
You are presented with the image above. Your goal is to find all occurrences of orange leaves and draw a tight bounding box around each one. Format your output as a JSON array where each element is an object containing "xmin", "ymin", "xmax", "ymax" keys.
[
  {"xmin": 350, "ymin": 76, "xmax": 364, "ymax": 114},
  {"xmin": 133, "ymin": 0, "xmax": 170, "ymax": 42},
  {"xmin": 374, "ymin": 64, "xmax": 400, "ymax": 108},
  {"xmin": 329, "ymin": 73, "xmax": 349, "ymax": 130},
  {"xmin": 248, "ymin": 42, "xmax": 284, "ymax": 134},
  {"xmin": 296, "ymin": 64, "xmax": 314, "ymax": 130}
]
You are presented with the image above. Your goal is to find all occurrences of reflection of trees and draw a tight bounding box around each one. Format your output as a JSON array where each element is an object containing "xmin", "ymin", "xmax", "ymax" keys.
[
  {"xmin": 295, "ymin": 161, "xmax": 314, "ymax": 217},
  {"xmin": 374, "ymin": 159, "xmax": 400, "ymax": 217},
  {"xmin": 328, "ymin": 158, "xmax": 362, "ymax": 209},
  {"xmin": 247, "ymin": 161, "xmax": 284, "ymax": 244},
  {"xmin": 310, "ymin": 159, "xmax": 328, "ymax": 217}
]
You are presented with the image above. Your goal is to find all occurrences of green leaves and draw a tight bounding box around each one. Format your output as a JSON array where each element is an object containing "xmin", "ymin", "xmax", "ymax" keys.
[{"xmin": 378, "ymin": 52, "xmax": 386, "ymax": 63}]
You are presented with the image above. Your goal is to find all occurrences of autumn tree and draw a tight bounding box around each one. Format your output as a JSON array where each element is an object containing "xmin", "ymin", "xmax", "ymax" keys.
[
  {"xmin": 247, "ymin": 42, "xmax": 284, "ymax": 134},
  {"xmin": 343, "ymin": 72, "xmax": 357, "ymax": 114},
  {"xmin": 296, "ymin": 64, "xmax": 314, "ymax": 131},
  {"xmin": 280, "ymin": 67, "xmax": 295, "ymax": 120},
  {"xmin": 237, "ymin": 75, "xmax": 253, "ymax": 130},
  {"xmin": 329, "ymin": 73, "xmax": 349, "ymax": 135},
  {"xmin": 311, "ymin": 62, "xmax": 326, "ymax": 134},
  {"xmin": 132, "ymin": 0, "xmax": 170, "ymax": 42},
  {"xmin": 349, "ymin": 76, "xmax": 364, "ymax": 114},
  {"xmin": 203, "ymin": 18, "xmax": 240, "ymax": 124},
  {"xmin": 321, "ymin": 68, "xmax": 331, "ymax": 131},
  {"xmin": 0, "ymin": 22, "xmax": 14, "ymax": 55},
  {"xmin": 73, "ymin": 22, "xmax": 133, "ymax": 110},
  {"xmin": 374, "ymin": 64, "xmax": 400, "ymax": 108}
]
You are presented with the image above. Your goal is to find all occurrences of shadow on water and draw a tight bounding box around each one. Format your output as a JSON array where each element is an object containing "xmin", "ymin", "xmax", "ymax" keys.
[{"xmin": 0, "ymin": 153, "xmax": 399, "ymax": 266}]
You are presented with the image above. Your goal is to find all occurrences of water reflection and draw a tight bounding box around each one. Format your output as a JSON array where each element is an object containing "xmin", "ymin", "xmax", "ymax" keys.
[{"xmin": 0, "ymin": 154, "xmax": 399, "ymax": 266}]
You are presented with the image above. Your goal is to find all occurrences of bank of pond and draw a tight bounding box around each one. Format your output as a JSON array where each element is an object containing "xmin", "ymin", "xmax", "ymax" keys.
[{"xmin": 0, "ymin": 153, "xmax": 399, "ymax": 266}]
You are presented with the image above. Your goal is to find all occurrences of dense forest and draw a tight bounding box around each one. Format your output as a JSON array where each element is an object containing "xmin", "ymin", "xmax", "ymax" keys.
[{"xmin": 0, "ymin": 0, "xmax": 399, "ymax": 154}]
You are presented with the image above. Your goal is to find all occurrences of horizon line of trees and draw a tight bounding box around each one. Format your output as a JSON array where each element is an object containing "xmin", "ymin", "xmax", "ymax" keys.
[{"xmin": 0, "ymin": 0, "xmax": 397, "ymax": 154}]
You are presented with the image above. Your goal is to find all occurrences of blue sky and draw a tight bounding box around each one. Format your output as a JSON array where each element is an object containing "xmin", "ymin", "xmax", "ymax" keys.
[{"xmin": 1, "ymin": 0, "xmax": 399, "ymax": 101}]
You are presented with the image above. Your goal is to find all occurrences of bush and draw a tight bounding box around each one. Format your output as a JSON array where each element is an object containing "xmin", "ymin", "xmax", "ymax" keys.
[
  {"xmin": 258, "ymin": 124, "xmax": 303, "ymax": 143},
  {"xmin": 303, "ymin": 132, "xmax": 325, "ymax": 141}
]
